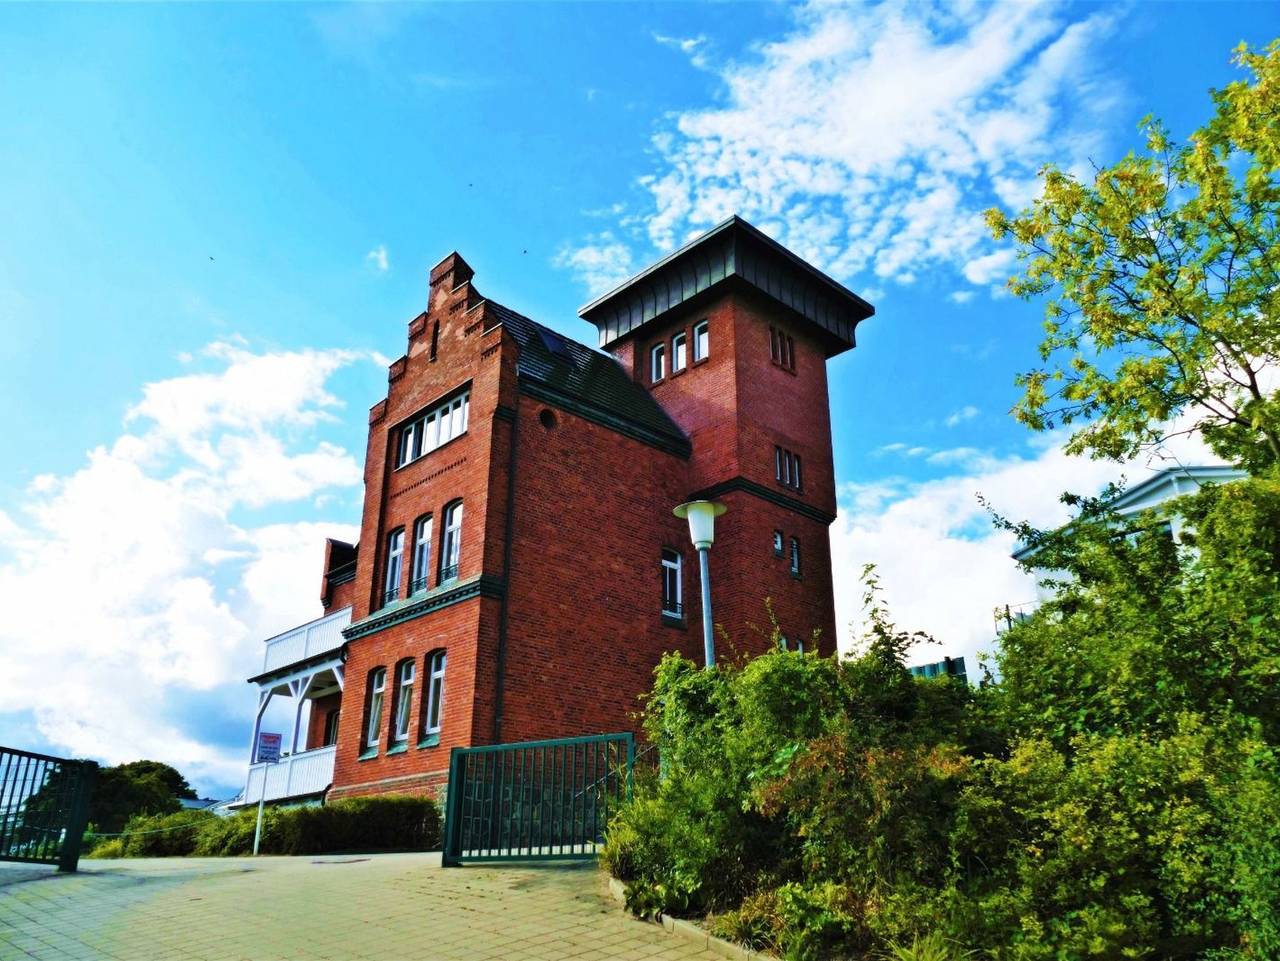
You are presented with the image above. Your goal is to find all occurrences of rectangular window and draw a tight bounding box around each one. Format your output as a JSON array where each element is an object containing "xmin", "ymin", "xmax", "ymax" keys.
[
  {"xmin": 693, "ymin": 320, "xmax": 709, "ymax": 362},
  {"xmin": 773, "ymin": 530, "xmax": 784, "ymax": 556},
  {"xmin": 672, "ymin": 332, "xmax": 687, "ymax": 372},
  {"xmin": 396, "ymin": 390, "xmax": 471, "ymax": 468},
  {"xmin": 393, "ymin": 660, "xmax": 415, "ymax": 743},
  {"xmin": 786, "ymin": 335, "xmax": 795, "ymax": 371},
  {"xmin": 770, "ymin": 327, "xmax": 796, "ymax": 371},
  {"xmin": 790, "ymin": 537, "xmax": 801, "ymax": 576},
  {"xmin": 650, "ymin": 343, "xmax": 665, "ymax": 383},
  {"xmin": 323, "ymin": 709, "xmax": 340, "ymax": 747},
  {"xmin": 365, "ymin": 668, "xmax": 386, "ymax": 748},
  {"xmin": 423, "ymin": 650, "xmax": 446, "ymax": 736},
  {"xmin": 775, "ymin": 445, "xmax": 803, "ymax": 491},
  {"xmin": 383, "ymin": 529, "xmax": 404, "ymax": 605},
  {"xmin": 661, "ymin": 548, "xmax": 682, "ymax": 617},
  {"xmin": 770, "ymin": 327, "xmax": 780, "ymax": 364},
  {"xmin": 440, "ymin": 502, "xmax": 463, "ymax": 583},
  {"xmin": 410, "ymin": 516, "xmax": 432, "ymax": 594}
]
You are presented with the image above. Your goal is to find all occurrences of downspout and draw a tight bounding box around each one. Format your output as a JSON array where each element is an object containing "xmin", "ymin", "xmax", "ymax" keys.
[{"xmin": 492, "ymin": 400, "xmax": 520, "ymax": 743}]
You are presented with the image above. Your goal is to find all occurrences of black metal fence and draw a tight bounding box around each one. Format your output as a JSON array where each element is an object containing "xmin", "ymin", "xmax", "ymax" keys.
[
  {"xmin": 442, "ymin": 732, "xmax": 633, "ymax": 866},
  {"xmin": 0, "ymin": 746, "xmax": 97, "ymax": 872}
]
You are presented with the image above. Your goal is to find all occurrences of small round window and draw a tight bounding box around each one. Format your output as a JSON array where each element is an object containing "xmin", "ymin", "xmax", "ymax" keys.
[{"xmin": 539, "ymin": 408, "xmax": 558, "ymax": 430}]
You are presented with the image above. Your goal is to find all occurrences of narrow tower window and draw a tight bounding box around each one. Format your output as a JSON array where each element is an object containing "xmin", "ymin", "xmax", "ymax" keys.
[
  {"xmin": 693, "ymin": 320, "xmax": 709, "ymax": 361},
  {"xmin": 672, "ymin": 332, "xmax": 687, "ymax": 372},
  {"xmin": 789, "ymin": 537, "xmax": 802, "ymax": 577},
  {"xmin": 650, "ymin": 343, "xmax": 665, "ymax": 383}
]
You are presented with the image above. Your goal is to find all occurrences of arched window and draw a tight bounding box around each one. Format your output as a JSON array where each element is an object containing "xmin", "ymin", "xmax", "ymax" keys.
[
  {"xmin": 693, "ymin": 319, "xmax": 709, "ymax": 361},
  {"xmin": 650, "ymin": 343, "xmax": 665, "ymax": 383},
  {"xmin": 672, "ymin": 332, "xmax": 687, "ymax": 372},
  {"xmin": 365, "ymin": 667, "xmax": 387, "ymax": 749},
  {"xmin": 422, "ymin": 650, "xmax": 447, "ymax": 738},
  {"xmin": 440, "ymin": 501, "xmax": 463, "ymax": 583},
  {"xmin": 383, "ymin": 528, "xmax": 404, "ymax": 606},
  {"xmin": 392, "ymin": 659, "xmax": 416, "ymax": 744},
  {"xmin": 410, "ymin": 515, "xmax": 433, "ymax": 594}
]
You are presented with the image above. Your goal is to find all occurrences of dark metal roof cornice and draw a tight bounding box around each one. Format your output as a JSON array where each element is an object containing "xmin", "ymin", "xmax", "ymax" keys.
[{"xmin": 578, "ymin": 215, "xmax": 875, "ymax": 356}]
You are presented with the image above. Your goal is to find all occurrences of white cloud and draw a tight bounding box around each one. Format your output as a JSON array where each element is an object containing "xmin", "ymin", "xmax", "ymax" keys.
[
  {"xmin": 949, "ymin": 290, "xmax": 975, "ymax": 304},
  {"xmin": 366, "ymin": 244, "xmax": 389, "ymax": 273},
  {"xmin": 552, "ymin": 232, "xmax": 637, "ymax": 297},
  {"xmin": 832, "ymin": 429, "xmax": 1218, "ymax": 670},
  {"xmin": 559, "ymin": 2, "xmax": 1119, "ymax": 298},
  {"xmin": 944, "ymin": 405, "xmax": 980, "ymax": 427},
  {"xmin": 0, "ymin": 343, "xmax": 372, "ymax": 794}
]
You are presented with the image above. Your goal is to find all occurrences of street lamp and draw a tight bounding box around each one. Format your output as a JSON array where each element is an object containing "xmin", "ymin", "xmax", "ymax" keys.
[{"xmin": 673, "ymin": 499, "xmax": 727, "ymax": 669}]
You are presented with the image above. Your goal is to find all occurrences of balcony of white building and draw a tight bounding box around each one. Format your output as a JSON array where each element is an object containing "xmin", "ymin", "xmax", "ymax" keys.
[{"xmin": 236, "ymin": 606, "xmax": 350, "ymax": 807}]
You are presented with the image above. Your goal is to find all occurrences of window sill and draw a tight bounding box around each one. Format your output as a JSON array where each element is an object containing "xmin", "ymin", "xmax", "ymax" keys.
[
  {"xmin": 790, "ymin": 572, "xmax": 803, "ymax": 581},
  {"xmin": 386, "ymin": 743, "xmax": 408, "ymax": 756},
  {"xmin": 692, "ymin": 357, "xmax": 709, "ymax": 368},
  {"xmin": 661, "ymin": 613, "xmax": 686, "ymax": 629},
  {"xmin": 417, "ymin": 733, "xmax": 441, "ymax": 749},
  {"xmin": 670, "ymin": 366, "xmax": 687, "ymax": 378},
  {"xmin": 357, "ymin": 747, "xmax": 379, "ymax": 762}
]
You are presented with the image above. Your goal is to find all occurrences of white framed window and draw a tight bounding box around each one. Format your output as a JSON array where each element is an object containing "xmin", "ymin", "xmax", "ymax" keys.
[
  {"xmin": 383, "ymin": 528, "xmax": 404, "ymax": 605},
  {"xmin": 693, "ymin": 320, "xmax": 709, "ymax": 361},
  {"xmin": 672, "ymin": 332, "xmax": 687, "ymax": 372},
  {"xmin": 365, "ymin": 668, "xmax": 387, "ymax": 748},
  {"xmin": 790, "ymin": 537, "xmax": 801, "ymax": 576},
  {"xmin": 396, "ymin": 389, "xmax": 471, "ymax": 468},
  {"xmin": 440, "ymin": 501, "xmax": 463, "ymax": 583},
  {"xmin": 661, "ymin": 548, "xmax": 682, "ymax": 616},
  {"xmin": 650, "ymin": 343, "xmax": 665, "ymax": 383},
  {"xmin": 423, "ymin": 650, "xmax": 447, "ymax": 736},
  {"xmin": 323, "ymin": 709, "xmax": 340, "ymax": 747},
  {"xmin": 773, "ymin": 530, "xmax": 784, "ymax": 556},
  {"xmin": 393, "ymin": 659, "xmax": 415, "ymax": 743},
  {"xmin": 775, "ymin": 445, "xmax": 802, "ymax": 491},
  {"xmin": 411, "ymin": 515, "xmax": 433, "ymax": 594}
]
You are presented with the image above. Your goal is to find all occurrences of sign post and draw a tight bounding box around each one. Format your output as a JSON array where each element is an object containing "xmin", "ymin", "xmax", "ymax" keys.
[{"xmin": 252, "ymin": 732, "xmax": 282, "ymax": 856}]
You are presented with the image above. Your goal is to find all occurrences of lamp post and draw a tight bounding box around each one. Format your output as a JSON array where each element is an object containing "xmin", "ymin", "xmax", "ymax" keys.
[{"xmin": 673, "ymin": 499, "xmax": 726, "ymax": 669}]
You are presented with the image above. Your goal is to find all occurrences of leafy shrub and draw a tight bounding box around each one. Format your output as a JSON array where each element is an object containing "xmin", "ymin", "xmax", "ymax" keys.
[
  {"xmin": 116, "ymin": 809, "xmax": 216, "ymax": 857},
  {"xmin": 85, "ymin": 838, "xmax": 124, "ymax": 859},
  {"xmin": 96, "ymin": 794, "xmax": 440, "ymax": 858},
  {"xmin": 604, "ymin": 478, "xmax": 1280, "ymax": 960}
]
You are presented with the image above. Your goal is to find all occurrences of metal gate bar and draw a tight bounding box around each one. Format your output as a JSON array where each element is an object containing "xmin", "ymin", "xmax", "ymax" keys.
[
  {"xmin": 0, "ymin": 745, "xmax": 97, "ymax": 872},
  {"xmin": 442, "ymin": 732, "xmax": 633, "ymax": 866}
]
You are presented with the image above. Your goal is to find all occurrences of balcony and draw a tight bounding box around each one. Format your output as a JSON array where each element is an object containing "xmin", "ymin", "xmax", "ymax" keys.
[
  {"xmin": 242, "ymin": 745, "xmax": 336, "ymax": 805},
  {"xmin": 261, "ymin": 607, "xmax": 351, "ymax": 677}
]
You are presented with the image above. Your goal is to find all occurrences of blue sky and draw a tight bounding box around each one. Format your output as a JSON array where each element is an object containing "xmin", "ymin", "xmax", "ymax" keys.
[{"xmin": 1, "ymin": 2, "xmax": 1275, "ymax": 797}]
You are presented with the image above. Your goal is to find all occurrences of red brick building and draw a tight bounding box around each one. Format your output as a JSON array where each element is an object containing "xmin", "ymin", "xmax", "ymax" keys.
[{"xmin": 240, "ymin": 216, "xmax": 873, "ymax": 805}]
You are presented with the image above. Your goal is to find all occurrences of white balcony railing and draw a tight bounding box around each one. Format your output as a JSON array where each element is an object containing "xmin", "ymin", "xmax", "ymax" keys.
[
  {"xmin": 243, "ymin": 745, "xmax": 336, "ymax": 804},
  {"xmin": 261, "ymin": 607, "xmax": 351, "ymax": 676}
]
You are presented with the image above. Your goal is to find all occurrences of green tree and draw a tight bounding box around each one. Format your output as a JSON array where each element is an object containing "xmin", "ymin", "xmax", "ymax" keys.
[
  {"xmin": 987, "ymin": 41, "xmax": 1280, "ymax": 471},
  {"xmin": 90, "ymin": 760, "xmax": 196, "ymax": 833}
]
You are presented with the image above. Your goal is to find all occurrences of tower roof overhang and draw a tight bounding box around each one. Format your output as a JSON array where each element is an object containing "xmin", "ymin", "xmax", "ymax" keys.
[{"xmin": 578, "ymin": 215, "xmax": 875, "ymax": 357}]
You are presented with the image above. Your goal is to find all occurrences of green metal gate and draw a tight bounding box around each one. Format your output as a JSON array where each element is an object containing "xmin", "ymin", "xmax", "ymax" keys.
[
  {"xmin": 0, "ymin": 746, "xmax": 97, "ymax": 872},
  {"xmin": 442, "ymin": 732, "xmax": 633, "ymax": 866}
]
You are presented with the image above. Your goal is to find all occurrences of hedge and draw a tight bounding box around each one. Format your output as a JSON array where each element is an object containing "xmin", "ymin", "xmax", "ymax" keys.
[{"xmin": 87, "ymin": 794, "xmax": 440, "ymax": 858}]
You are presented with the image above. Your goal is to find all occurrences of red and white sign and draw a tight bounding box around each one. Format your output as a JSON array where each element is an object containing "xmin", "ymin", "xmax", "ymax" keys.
[{"xmin": 255, "ymin": 732, "xmax": 282, "ymax": 764}]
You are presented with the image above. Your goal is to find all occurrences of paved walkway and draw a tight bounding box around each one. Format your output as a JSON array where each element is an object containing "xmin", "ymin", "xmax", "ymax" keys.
[{"xmin": 0, "ymin": 854, "xmax": 720, "ymax": 960}]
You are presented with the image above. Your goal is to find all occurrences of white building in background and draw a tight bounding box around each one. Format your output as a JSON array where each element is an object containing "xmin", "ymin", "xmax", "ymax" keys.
[
  {"xmin": 910, "ymin": 465, "xmax": 1247, "ymax": 685},
  {"xmin": 1004, "ymin": 463, "xmax": 1247, "ymax": 618}
]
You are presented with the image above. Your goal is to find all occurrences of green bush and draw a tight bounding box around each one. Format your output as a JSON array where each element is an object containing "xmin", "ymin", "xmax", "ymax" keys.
[
  {"xmin": 85, "ymin": 837, "xmax": 124, "ymax": 859},
  {"xmin": 93, "ymin": 794, "xmax": 440, "ymax": 858},
  {"xmin": 604, "ymin": 478, "xmax": 1280, "ymax": 960}
]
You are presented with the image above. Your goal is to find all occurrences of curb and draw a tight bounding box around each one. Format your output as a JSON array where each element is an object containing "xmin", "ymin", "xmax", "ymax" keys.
[{"xmin": 606, "ymin": 874, "xmax": 772, "ymax": 960}]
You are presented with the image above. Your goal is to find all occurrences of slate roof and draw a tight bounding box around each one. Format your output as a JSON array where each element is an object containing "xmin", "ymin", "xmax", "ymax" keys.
[{"xmin": 485, "ymin": 300, "xmax": 691, "ymax": 457}]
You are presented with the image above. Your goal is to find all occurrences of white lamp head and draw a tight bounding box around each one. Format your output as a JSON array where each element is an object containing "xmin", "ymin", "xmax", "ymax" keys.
[{"xmin": 673, "ymin": 500, "xmax": 727, "ymax": 550}]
